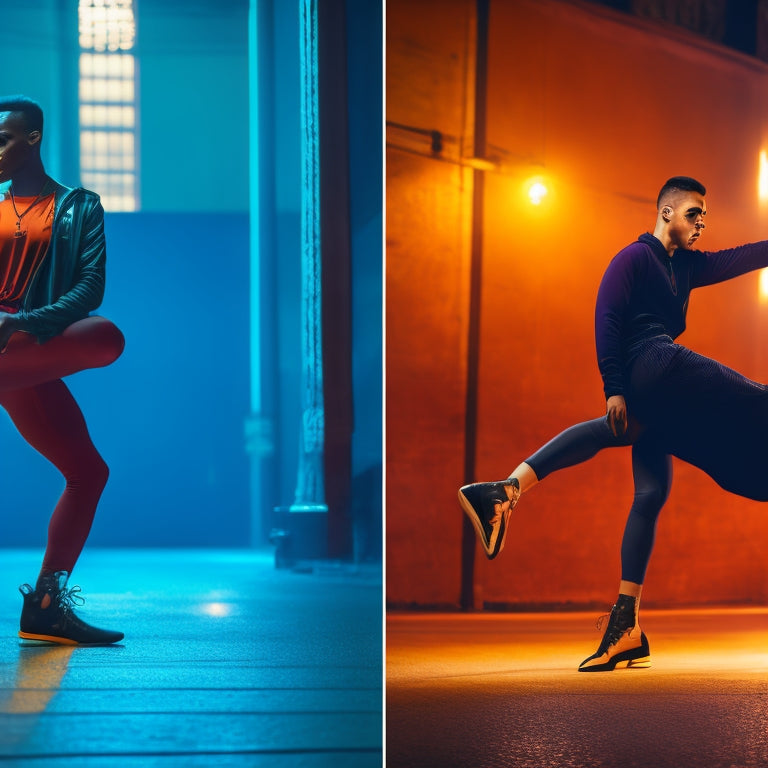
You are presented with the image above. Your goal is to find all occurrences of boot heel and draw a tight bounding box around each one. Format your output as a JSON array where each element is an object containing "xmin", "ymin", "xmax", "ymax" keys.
[{"xmin": 626, "ymin": 656, "xmax": 651, "ymax": 668}]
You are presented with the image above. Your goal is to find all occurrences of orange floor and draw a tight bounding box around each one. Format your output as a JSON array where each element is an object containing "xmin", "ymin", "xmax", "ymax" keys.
[{"xmin": 387, "ymin": 609, "xmax": 768, "ymax": 767}]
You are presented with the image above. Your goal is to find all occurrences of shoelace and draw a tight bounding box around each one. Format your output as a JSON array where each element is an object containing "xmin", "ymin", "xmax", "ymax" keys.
[
  {"xmin": 488, "ymin": 482, "xmax": 515, "ymax": 527},
  {"xmin": 55, "ymin": 585, "xmax": 85, "ymax": 614},
  {"xmin": 493, "ymin": 483, "xmax": 521, "ymax": 523},
  {"xmin": 505, "ymin": 480, "xmax": 521, "ymax": 508},
  {"xmin": 595, "ymin": 611, "xmax": 629, "ymax": 651},
  {"xmin": 490, "ymin": 495, "xmax": 512, "ymax": 527}
]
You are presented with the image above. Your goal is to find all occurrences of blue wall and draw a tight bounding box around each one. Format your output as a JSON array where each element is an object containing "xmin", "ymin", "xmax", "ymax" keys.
[
  {"xmin": 0, "ymin": 212, "xmax": 251, "ymax": 548},
  {"xmin": 139, "ymin": 2, "xmax": 250, "ymax": 213}
]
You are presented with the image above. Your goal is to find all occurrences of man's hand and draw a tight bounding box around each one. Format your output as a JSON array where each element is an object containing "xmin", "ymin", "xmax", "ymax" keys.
[
  {"xmin": 606, "ymin": 394, "xmax": 627, "ymax": 437},
  {"xmin": 0, "ymin": 313, "xmax": 20, "ymax": 353}
]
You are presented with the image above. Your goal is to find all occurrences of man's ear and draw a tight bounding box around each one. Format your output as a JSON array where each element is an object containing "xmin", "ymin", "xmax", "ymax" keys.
[
  {"xmin": 661, "ymin": 206, "xmax": 672, "ymax": 221},
  {"xmin": 27, "ymin": 130, "xmax": 41, "ymax": 146}
]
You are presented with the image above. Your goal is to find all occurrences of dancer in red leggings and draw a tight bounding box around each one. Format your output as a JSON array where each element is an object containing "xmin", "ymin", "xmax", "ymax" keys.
[{"xmin": 0, "ymin": 95, "xmax": 124, "ymax": 645}]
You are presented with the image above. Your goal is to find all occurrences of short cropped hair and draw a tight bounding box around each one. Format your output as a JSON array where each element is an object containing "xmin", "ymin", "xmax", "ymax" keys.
[
  {"xmin": 0, "ymin": 95, "xmax": 43, "ymax": 135},
  {"xmin": 657, "ymin": 176, "xmax": 706, "ymax": 208}
]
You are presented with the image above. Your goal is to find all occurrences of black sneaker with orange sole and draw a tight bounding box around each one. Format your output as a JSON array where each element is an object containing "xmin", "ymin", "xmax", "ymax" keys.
[{"xmin": 18, "ymin": 571, "xmax": 124, "ymax": 646}]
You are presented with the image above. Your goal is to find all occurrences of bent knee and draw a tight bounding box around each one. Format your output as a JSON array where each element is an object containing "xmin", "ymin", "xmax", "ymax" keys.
[
  {"xmin": 84, "ymin": 317, "xmax": 125, "ymax": 367},
  {"xmin": 64, "ymin": 454, "xmax": 109, "ymax": 493},
  {"xmin": 88, "ymin": 454, "xmax": 110, "ymax": 488}
]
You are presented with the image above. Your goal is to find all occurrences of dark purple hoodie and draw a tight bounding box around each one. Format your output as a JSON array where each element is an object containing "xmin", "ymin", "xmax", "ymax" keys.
[{"xmin": 595, "ymin": 233, "xmax": 768, "ymax": 398}]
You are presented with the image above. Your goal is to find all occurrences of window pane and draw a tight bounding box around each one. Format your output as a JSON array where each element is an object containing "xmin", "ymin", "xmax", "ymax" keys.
[{"xmin": 79, "ymin": 0, "xmax": 138, "ymax": 211}]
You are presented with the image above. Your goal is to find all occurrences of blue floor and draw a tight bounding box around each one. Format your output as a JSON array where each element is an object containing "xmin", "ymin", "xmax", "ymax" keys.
[{"xmin": 0, "ymin": 549, "xmax": 382, "ymax": 766}]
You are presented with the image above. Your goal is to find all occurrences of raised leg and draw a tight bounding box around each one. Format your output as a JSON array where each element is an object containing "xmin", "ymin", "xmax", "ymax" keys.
[{"xmin": 0, "ymin": 316, "xmax": 124, "ymax": 392}]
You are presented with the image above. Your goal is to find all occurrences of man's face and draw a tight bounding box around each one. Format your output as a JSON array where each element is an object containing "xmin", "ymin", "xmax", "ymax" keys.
[
  {"xmin": 665, "ymin": 191, "xmax": 707, "ymax": 251},
  {"xmin": 0, "ymin": 112, "xmax": 40, "ymax": 183}
]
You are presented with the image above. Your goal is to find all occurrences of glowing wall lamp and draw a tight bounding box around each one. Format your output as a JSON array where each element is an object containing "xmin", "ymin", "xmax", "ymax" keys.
[
  {"xmin": 528, "ymin": 181, "xmax": 548, "ymax": 205},
  {"xmin": 759, "ymin": 267, "xmax": 768, "ymax": 302},
  {"xmin": 757, "ymin": 152, "xmax": 768, "ymax": 302},
  {"xmin": 759, "ymin": 150, "xmax": 768, "ymax": 201},
  {"xmin": 523, "ymin": 174, "xmax": 551, "ymax": 207}
]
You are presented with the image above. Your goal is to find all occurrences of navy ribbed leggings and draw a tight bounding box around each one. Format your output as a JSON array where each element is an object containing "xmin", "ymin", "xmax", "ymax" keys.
[
  {"xmin": 525, "ymin": 417, "xmax": 671, "ymax": 584},
  {"xmin": 0, "ymin": 316, "xmax": 124, "ymax": 574}
]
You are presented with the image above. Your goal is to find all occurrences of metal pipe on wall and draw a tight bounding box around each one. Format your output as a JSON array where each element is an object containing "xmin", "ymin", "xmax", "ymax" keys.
[{"xmin": 461, "ymin": 0, "xmax": 490, "ymax": 610}]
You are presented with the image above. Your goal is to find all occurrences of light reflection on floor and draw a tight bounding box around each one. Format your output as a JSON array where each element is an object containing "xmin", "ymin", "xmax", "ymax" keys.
[{"xmin": 387, "ymin": 609, "xmax": 768, "ymax": 768}]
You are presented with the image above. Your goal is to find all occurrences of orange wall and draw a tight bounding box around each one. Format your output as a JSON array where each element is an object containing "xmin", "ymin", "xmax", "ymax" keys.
[
  {"xmin": 387, "ymin": 0, "xmax": 768, "ymax": 608},
  {"xmin": 387, "ymin": 0, "xmax": 476, "ymax": 605}
]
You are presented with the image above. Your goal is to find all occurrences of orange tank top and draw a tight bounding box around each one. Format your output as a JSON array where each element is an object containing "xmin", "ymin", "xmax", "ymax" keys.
[{"xmin": 0, "ymin": 192, "xmax": 55, "ymax": 312}]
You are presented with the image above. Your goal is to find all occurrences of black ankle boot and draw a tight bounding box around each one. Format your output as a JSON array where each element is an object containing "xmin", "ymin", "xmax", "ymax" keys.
[
  {"xmin": 578, "ymin": 594, "xmax": 650, "ymax": 672},
  {"xmin": 18, "ymin": 571, "xmax": 124, "ymax": 646}
]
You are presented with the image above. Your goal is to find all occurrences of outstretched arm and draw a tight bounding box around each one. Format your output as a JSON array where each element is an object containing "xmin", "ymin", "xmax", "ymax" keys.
[{"xmin": 692, "ymin": 241, "xmax": 768, "ymax": 288}]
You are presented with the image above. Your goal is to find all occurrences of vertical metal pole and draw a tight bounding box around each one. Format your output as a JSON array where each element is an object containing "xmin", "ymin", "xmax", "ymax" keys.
[
  {"xmin": 318, "ymin": 0, "xmax": 353, "ymax": 558},
  {"xmin": 461, "ymin": 0, "xmax": 490, "ymax": 610},
  {"xmin": 246, "ymin": 0, "xmax": 277, "ymax": 545},
  {"xmin": 291, "ymin": 0, "xmax": 328, "ymax": 517}
]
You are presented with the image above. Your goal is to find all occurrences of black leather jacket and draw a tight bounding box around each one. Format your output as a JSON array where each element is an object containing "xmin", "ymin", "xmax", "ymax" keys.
[{"xmin": 6, "ymin": 181, "xmax": 106, "ymax": 342}]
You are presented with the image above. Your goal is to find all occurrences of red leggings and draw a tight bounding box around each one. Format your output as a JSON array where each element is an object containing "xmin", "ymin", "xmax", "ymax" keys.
[{"xmin": 0, "ymin": 316, "xmax": 125, "ymax": 574}]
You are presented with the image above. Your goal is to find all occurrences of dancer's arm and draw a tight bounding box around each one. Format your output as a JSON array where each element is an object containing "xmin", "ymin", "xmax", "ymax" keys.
[
  {"xmin": 692, "ymin": 241, "xmax": 768, "ymax": 287},
  {"xmin": 595, "ymin": 247, "xmax": 641, "ymax": 398}
]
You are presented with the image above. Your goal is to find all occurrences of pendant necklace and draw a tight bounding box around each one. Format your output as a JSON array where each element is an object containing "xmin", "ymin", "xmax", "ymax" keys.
[{"xmin": 9, "ymin": 180, "xmax": 49, "ymax": 239}]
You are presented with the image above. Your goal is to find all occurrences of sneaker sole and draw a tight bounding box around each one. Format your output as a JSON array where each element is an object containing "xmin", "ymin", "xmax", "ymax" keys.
[
  {"xmin": 579, "ymin": 654, "xmax": 652, "ymax": 672},
  {"xmin": 18, "ymin": 631, "xmax": 79, "ymax": 646},
  {"xmin": 18, "ymin": 631, "xmax": 123, "ymax": 647}
]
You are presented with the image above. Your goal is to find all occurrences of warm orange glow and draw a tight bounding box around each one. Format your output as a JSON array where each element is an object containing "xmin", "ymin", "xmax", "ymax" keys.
[{"xmin": 1, "ymin": 646, "xmax": 74, "ymax": 713}]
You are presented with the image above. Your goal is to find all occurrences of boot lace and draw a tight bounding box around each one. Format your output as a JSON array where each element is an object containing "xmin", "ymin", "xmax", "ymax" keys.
[
  {"xmin": 489, "ymin": 500, "xmax": 505, "ymax": 526},
  {"xmin": 506, "ymin": 481, "xmax": 521, "ymax": 509},
  {"xmin": 55, "ymin": 585, "xmax": 85, "ymax": 614},
  {"xmin": 489, "ymin": 482, "xmax": 518, "ymax": 526},
  {"xmin": 595, "ymin": 611, "xmax": 629, "ymax": 652}
]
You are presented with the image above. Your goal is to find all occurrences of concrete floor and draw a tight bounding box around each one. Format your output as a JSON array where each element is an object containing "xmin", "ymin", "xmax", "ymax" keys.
[
  {"xmin": 0, "ymin": 549, "xmax": 382, "ymax": 767},
  {"xmin": 387, "ymin": 609, "xmax": 768, "ymax": 768}
]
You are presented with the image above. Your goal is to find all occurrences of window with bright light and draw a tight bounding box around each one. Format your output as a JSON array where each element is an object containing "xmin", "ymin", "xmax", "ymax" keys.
[{"xmin": 78, "ymin": 0, "xmax": 138, "ymax": 211}]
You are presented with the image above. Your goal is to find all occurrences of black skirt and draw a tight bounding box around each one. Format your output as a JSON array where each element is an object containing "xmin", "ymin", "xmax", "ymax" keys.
[{"xmin": 627, "ymin": 335, "xmax": 768, "ymax": 501}]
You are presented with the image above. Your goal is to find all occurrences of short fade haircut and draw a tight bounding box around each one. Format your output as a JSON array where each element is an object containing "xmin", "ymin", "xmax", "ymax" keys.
[
  {"xmin": 0, "ymin": 95, "xmax": 43, "ymax": 135},
  {"xmin": 657, "ymin": 176, "xmax": 706, "ymax": 208}
]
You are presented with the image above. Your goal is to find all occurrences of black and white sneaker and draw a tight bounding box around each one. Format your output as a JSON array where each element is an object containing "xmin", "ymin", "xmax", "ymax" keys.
[{"xmin": 458, "ymin": 478, "xmax": 520, "ymax": 559}]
